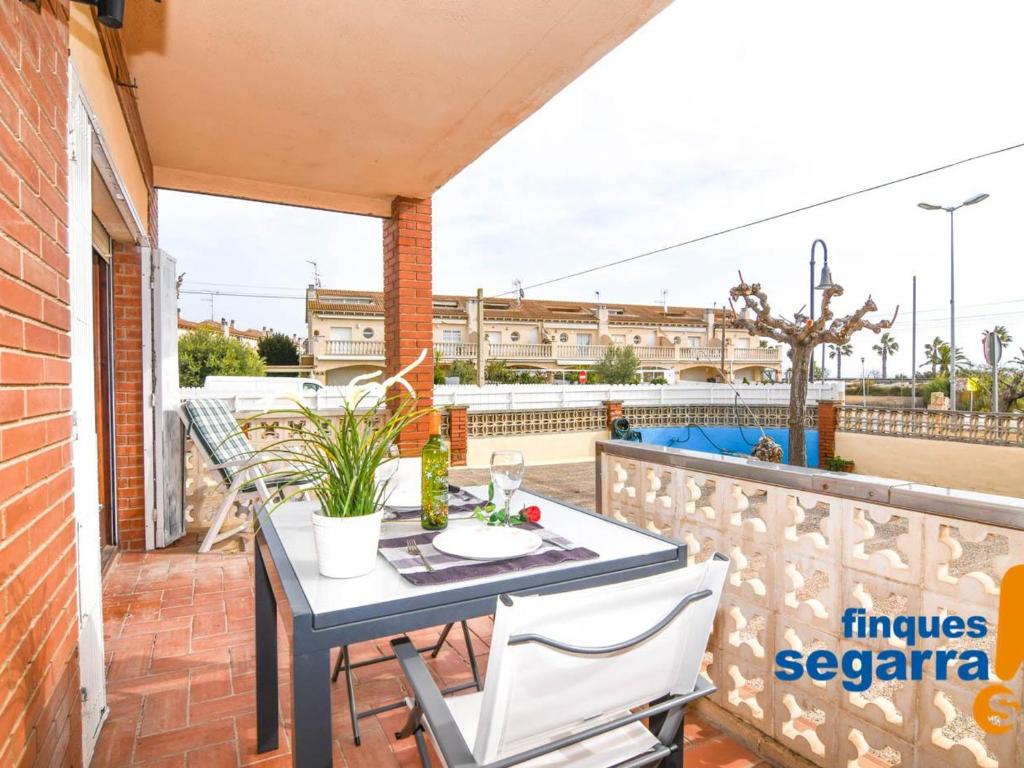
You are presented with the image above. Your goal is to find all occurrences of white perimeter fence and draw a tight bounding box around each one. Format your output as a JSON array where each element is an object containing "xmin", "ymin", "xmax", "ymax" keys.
[{"xmin": 180, "ymin": 381, "xmax": 843, "ymax": 414}]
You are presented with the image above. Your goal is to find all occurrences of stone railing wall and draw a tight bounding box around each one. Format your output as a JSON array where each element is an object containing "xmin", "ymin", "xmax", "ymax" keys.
[
  {"xmin": 623, "ymin": 404, "xmax": 817, "ymax": 429},
  {"xmin": 837, "ymin": 405, "xmax": 1024, "ymax": 447},
  {"xmin": 597, "ymin": 439, "xmax": 1024, "ymax": 768},
  {"xmin": 464, "ymin": 404, "xmax": 817, "ymax": 438},
  {"xmin": 466, "ymin": 407, "xmax": 606, "ymax": 437}
]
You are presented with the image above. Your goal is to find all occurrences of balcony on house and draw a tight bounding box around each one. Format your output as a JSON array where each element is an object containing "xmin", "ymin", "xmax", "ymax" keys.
[{"xmin": 325, "ymin": 339, "xmax": 783, "ymax": 365}]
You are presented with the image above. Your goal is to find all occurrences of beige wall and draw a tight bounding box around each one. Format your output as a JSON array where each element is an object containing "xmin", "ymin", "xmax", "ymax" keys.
[
  {"xmin": 324, "ymin": 364, "xmax": 383, "ymax": 385},
  {"xmin": 836, "ymin": 432, "xmax": 1024, "ymax": 498},
  {"xmin": 310, "ymin": 316, "xmax": 384, "ymax": 341},
  {"xmin": 69, "ymin": 6, "xmax": 150, "ymax": 228},
  {"xmin": 466, "ymin": 430, "xmax": 607, "ymax": 468}
]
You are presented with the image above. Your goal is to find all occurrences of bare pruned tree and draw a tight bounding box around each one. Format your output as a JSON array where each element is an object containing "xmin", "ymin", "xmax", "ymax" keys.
[{"xmin": 729, "ymin": 273, "xmax": 898, "ymax": 467}]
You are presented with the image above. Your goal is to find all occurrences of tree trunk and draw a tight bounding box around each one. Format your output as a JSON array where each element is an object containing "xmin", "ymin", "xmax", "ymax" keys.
[
  {"xmin": 788, "ymin": 345, "xmax": 810, "ymax": 467},
  {"xmin": 881, "ymin": 353, "xmax": 887, "ymax": 379},
  {"xmin": 837, "ymin": 355, "xmax": 842, "ymax": 380}
]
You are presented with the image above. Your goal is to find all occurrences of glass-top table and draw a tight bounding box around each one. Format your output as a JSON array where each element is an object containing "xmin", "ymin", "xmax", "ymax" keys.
[{"xmin": 255, "ymin": 487, "xmax": 687, "ymax": 767}]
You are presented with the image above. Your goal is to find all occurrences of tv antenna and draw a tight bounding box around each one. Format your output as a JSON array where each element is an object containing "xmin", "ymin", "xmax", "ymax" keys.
[
  {"xmin": 513, "ymin": 279, "xmax": 524, "ymax": 304},
  {"xmin": 306, "ymin": 260, "xmax": 322, "ymax": 288},
  {"xmin": 203, "ymin": 293, "xmax": 215, "ymax": 319}
]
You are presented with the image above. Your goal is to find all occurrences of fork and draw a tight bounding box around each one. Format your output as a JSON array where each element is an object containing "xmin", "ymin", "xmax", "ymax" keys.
[{"xmin": 407, "ymin": 539, "xmax": 435, "ymax": 572}]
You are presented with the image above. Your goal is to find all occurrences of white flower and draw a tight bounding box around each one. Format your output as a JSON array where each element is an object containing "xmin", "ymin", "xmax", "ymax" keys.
[{"xmin": 339, "ymin": 349, "xmax": 427, "ymax": 412}]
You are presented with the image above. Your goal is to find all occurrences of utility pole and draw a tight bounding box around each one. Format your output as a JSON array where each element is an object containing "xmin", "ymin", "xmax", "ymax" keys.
[{"xmin": 475, "ymin": 288, "xmax": 486, "ymax": 387}]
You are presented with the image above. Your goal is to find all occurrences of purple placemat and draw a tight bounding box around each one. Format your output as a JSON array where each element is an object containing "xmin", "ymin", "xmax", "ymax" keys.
[
  {"xmin": 384, "ymin": 485, "xmax": 484, "ymax": 521},
  {"xmin": 378, "ymin": 523, "xmax": 598, "ymax": 586}
]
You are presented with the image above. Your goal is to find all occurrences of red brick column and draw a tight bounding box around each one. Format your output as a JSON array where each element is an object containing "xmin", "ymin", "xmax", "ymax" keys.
[
  {"xmin": 817, "ymin": 399, "xmax": 837, "ymax": 468},
  {"xmin": 604, "ymin": 400, "xmax": 624, "ymax": 430},
  {"xmin": 0, "ymin": 2, "xmax": 83, "ymax": 766},
  {"xmin": 448, "ymin": 406, "xmax": 467, "ymax": 466},
  {"xmin": 112, "ymin": 243, "xmax": 145, "ymax": 550},
  {"xmin": 383, "ymin": 197, "xmax": 433, "ymax": 455}
]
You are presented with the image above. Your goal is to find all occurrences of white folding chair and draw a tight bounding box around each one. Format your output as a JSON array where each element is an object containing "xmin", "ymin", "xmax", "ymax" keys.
[
  {"xmin": 393, "ymin": 553, "xmax": 729, "ymax": 768},
  {"xmin": 181, "ymin": 398, "xmax": 311, "ymax": 553}
]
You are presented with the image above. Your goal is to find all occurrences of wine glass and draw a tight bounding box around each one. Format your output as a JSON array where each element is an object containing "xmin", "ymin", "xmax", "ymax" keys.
[
  {"xmin": 490, "ymin": 451, "xmax": 525, "ymax": 528},
  {"xmin": 376, "ymin": 444, "xmax": 401, "ymax": 520}
]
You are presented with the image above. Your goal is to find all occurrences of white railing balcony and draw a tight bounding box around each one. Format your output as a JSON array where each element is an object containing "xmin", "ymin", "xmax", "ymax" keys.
[
  {"xmin": 318, "ymin": 339, "xmax": 781, "ymax": 366},
  {"xmin": 554, "ymin": 343, "xmax": 607, "ymax": 361},
  {"xmin": 486, "ymin": 343, "xmax": 553, "ymax": 360},
  {"xmin": 635, "ymin": 346, "xmax": 677, "ymax": 362},
  {"xmin": 732, "ymin": 347, "xmax": 780, "ymax": 363},
  {"xmin": 321, "ymin": 339, "xmax": 385, "ymax": 358},
  {"xmin": 677, "ymin": 346, "xmax": 724, "ymax": 362},
  {"xmin": 436, "ymin": 342, "xmax": 477, "ymax": 359}
]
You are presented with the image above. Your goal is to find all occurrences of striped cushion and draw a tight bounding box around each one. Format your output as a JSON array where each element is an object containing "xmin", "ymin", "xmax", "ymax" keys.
[{"xmin": 183, "ymin": 398, "xmax": 254, "ymax": 484}]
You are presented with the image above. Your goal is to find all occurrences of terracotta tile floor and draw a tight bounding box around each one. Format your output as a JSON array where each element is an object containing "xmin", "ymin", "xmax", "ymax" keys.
[{"xmin": 94, "ymin": 534, "xmax": 768, "ymax": 767}]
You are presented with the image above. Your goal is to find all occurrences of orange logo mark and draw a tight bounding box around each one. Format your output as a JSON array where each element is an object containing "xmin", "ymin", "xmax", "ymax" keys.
[{"xmin": 973, "ymin": 563, "xmax": 1024, "ymax": 734}]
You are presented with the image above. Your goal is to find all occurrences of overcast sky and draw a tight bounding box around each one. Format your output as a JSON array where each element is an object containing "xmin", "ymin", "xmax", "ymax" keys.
[{"xmin": 163, "ymin": 0, "xmax": 1024, "ymax": 378}]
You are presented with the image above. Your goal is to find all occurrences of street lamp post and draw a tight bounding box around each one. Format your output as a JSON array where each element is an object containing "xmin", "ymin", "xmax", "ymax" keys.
[
  {"xmin": 918, "ymin": 193, "xmax": 989, "ymax": 410},
  {"xmin": 809, "ymin": 239, "xmax": 834, "ymax": 382}
]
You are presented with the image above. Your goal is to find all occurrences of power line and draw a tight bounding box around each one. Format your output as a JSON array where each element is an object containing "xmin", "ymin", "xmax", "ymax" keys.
[
  {"xmin": 183, "ymin": 279, "xmax": 310, "ymax": 291},
  {"xmin": 492, "ymin": 140, "xmax": 1024, "ymax": 298},
  {"xmin": 181, "ymin": 289, "xmax": 306, "ymax": 300},
  {"xmin": 910, "ymin": 298, "xmax": 1024, "ymax": 315}
]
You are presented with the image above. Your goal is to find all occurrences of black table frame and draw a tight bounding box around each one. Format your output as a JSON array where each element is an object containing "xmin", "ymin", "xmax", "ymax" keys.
[{"xmin": 254, "ymin": 491, "xmax": 688, "ymax": 767}]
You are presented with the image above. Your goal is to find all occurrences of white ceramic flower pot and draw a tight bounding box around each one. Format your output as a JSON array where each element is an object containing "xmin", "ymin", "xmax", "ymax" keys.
[{"xmin": 310, "ymin": 508, "xmax": 384, "ymax": 579}]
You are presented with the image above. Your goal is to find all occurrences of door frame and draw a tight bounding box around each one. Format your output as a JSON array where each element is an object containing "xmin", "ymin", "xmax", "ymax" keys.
[{"xmin": 69, "ymin": 61, "xmax": 149, "ymax": 763}]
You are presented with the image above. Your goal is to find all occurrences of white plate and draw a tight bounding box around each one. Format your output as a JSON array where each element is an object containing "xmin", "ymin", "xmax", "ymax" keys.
[{"xmin": 432, "ymin": 526, "xmax": 543, "ymax": 560}]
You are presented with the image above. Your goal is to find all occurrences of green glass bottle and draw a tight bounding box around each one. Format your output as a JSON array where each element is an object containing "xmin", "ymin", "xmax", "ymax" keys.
[{"xmin": 421, "ymin": 410, "xmax": 449, "ymax": 530}]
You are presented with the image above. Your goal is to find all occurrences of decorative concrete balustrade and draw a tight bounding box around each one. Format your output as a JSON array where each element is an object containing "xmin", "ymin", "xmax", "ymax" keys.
[
  {"xmin": 597, "ymin": 439, "xmax": 1024, "ymax": 768},
  {"xmin": 838, "ymin": 405, "xmax": 1024, "ymax": 447}
]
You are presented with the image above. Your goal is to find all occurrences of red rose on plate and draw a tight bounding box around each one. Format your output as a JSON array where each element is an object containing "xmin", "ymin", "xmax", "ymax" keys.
[{"xmin": 521, "ymin": 505, "xmax": 541, "ymax": 523}]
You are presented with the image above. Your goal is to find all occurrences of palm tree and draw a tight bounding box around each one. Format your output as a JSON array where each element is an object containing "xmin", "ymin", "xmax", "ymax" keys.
[
  {"xmin": 872, "ymin": 332, "xmax": 899, "ymax": 379},
  {"xmin": 828, "ymin": 343, "xmax": 853, "ymax": 379},
  {"xmin": 934, "ymin": 343, "xmax": 970, "ymax": 376},
  {"xmin": 994, "ymin": 325, "xmax": 1013, "ymax": 347},
  {"xmin": 922, "ymin": 336, "xmax": 945, "ymax": 376}
]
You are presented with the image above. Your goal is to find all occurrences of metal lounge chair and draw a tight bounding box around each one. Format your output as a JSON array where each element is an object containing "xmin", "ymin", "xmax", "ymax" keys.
[
  {"xmin": 181, "ymin": 398, "xmax": 309, "ymax": 553},
  {"xmin": 392, "ymin": 553, "xmax": 729, "ymax": 768}
]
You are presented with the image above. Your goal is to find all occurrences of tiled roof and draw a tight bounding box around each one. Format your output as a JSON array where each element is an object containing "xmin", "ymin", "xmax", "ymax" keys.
[
  {"xmin": 307, "ymin": 289, "xmax": 731, "ymax": 327},
  {"xmin": 177, "ymin": 317, "xmax": 265, "ymax": 340}
]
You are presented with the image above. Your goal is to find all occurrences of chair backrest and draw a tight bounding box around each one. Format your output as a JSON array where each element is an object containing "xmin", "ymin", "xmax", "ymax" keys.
[
  {"xmin": 474, "ymin": 555, "xmax": 728, "ymax": 762},
  {"xmin": 182, "ymin": 398, "xmax": 253, "ymax": 485}
]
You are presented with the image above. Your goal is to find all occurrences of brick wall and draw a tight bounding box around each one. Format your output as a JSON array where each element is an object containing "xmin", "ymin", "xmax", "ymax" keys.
[
  {"xmin": 0, "ymin": 1, "xmax": 84, "ymax": 766},
  {"xmin": 817, "ymin": 399, "xmax": 837, "ymax": 466},
  {"xmin": 603, "ymin": 400, "xmax": 624, "ymax": 429},
  {"xmin": 383, "ymin": 197, "xmax": 433, "ymax": 455},
  {"xmin": 112, "ymin": 242, "xmax": 145, "ymax": 550},
  {"xmin": 447, "ymin": 406, "xmax": 467, "ymax": 465}
]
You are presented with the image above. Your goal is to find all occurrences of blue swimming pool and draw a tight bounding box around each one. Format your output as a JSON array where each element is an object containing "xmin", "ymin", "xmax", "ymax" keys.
[{"xmin": 636, "ymin": 425, "xmax": 818, "ymax": 467}]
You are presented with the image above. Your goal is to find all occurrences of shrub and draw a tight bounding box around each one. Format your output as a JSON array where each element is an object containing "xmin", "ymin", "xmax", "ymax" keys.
[
  {"xmin": 825, "ymin": 456, "xmax": 855, "ymax": 472},
  {"xmin": 594, "ymin": 346, "xmax": 640, "ymax": 385},
  {"xmin": 257, "ymin": 332, "xmax": 299, "ymax": 365},
  {"xmin": 449, "ymin": 359, "xmax": 477, "ymax": 384},
  {"xmin": 179, "ymin": 329, "xmax": 265, "ymax": 387}
]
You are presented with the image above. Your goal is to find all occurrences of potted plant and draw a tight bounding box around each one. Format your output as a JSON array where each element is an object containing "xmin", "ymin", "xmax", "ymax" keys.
[
  {"xmin": 825, "ymin": 455, "xmax": 855, "ymax": 473},
  {"xmin": 251, "ymin": 351, "xmax": 430, "ymax": 578}
]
